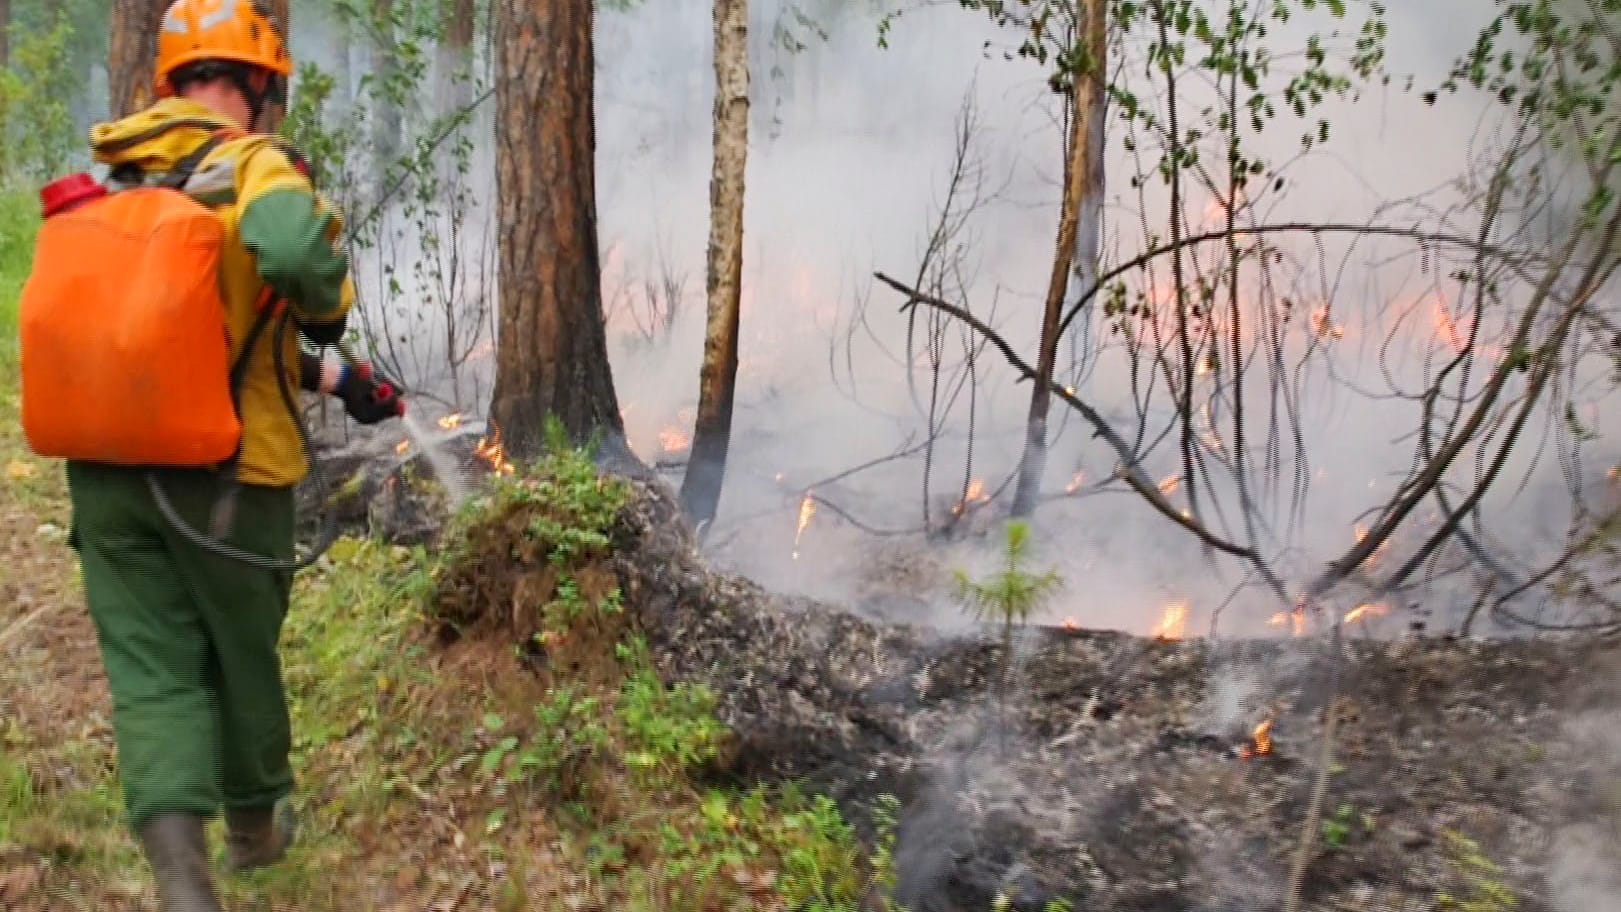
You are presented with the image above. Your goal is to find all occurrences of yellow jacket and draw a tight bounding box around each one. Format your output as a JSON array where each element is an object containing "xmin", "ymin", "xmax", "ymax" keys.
[{"xmin": 90, "ymin": 98, "xmax": 354, "ymax": 487}]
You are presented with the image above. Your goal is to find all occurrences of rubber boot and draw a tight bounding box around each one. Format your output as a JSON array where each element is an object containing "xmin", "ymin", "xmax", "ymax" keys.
[
  {"xmin": 223, "ymin": 803, "xmax": 295, "ymax": 874},
  {"xmin": 136, "ymin": 814, "xmax": 224, "ymax": 912}
]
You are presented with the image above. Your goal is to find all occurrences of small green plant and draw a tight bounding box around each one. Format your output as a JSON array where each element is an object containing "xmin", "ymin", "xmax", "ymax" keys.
[
  {"xmin": 617, "ymin": 642, "xmax": 726, "ymax": 783},
  {"xmin": 1436, "ymin": 830, "xmax": 1519, "ymax": 912},
  {"xmin": 1320, "ymin": 803, "xmax": 1356, "ymax": 849},
  {"xmin": 953, "ymin": 520, "xmax": 1062, "ymax": 738}
]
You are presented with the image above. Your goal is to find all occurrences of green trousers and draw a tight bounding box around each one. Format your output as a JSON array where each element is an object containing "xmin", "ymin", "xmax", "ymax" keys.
[{"xmin": 66, "ymin": 463, "xmax": 296, "ymax": 830}]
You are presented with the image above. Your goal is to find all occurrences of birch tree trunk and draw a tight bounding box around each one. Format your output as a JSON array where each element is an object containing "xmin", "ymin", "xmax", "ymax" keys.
[
  {"xmin": 679, "ymin": 0, "xmax": 751, "ymax": 530},
  {"xmin": 109, "ymin": 0, "xmax": 169, "ymax": 118},
  {"xmin": 488, "ymin": 0, "xmax": 624, "ymax": 459},
  {"xmin": 371, "ymin": 0, "xmax": 401, "ymax": 168},
  {"xmin": 1010, "ymin": 0, "xmax": 1107, "ymax": 517}
]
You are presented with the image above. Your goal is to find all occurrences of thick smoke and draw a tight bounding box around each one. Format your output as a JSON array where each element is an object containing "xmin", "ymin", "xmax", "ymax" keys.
[{"xmin": 300, "ymin": 0, "xmax": 1617, "ymax": 639}]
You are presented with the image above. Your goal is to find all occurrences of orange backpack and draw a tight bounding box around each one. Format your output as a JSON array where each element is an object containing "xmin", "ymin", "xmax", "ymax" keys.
[{"xmin": 19, "ymin": 135, "xmax": 245, "ymax": 467}]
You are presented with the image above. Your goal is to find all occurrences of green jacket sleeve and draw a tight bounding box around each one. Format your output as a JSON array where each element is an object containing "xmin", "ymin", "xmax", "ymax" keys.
[{"xmin": 239, "ymin": 188, "xmax": 350, "ymax": 320}]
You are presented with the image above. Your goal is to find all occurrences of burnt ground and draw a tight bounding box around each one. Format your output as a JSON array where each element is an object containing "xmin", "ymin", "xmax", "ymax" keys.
[
  {"xmin": 588, "ymin": 477, "xmax": 1617, "ymax": 912},
  {"xmin": 9, "ymin": 426, "xmax": 1612, "ymax": 911},
  {"xmin": 305, "ymin": 436, "xmax": 1621, "ymax": 912}
]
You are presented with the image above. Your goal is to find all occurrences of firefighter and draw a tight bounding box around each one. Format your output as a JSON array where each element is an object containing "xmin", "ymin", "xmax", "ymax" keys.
[{"xmin": 63, "ymin": 2, "xmax": 399, "ymax": 909}]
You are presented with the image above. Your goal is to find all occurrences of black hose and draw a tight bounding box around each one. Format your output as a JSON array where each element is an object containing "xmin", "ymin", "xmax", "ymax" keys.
[{"xmin": 147, "ymin": 308, "xmax": 341, "ymax": 572}]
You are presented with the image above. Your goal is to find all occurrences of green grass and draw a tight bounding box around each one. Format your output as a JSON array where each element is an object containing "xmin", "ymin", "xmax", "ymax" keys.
[{"xmin": 0, "ymin": 189, "xmax": 36, "ymax": 372}]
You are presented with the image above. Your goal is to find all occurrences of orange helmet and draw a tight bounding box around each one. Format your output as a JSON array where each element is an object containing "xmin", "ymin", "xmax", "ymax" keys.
[{"xmin": 155, "ymin": 0, "xmax": 291, "ymax": 99}]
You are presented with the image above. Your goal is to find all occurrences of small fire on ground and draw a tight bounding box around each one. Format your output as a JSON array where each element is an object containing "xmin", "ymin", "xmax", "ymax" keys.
[
  {"xmin": 475, "ymin": 423, "xmax": 517, "ymax": 476},
  {"xmin": 1152, "ymin": 601, "xmax": 1189, "ymax": 641},
  {"xmin": 951, "ymin": 479, "xmax": 991, "ymax": 517},
  {"xmin": 792, "ymin": 491, "xmax": 816, "ymax": 560},
  {"xmin": 437, "ymin": 413, "xmax": 464, "ymax": 430},
  {"xmin": 1237, "ymin": 719, "xmax": 1274, "ymax": 760},
  {"xmin": 659, "ymin": 427, "xmax": 692, "ymax": 454}
]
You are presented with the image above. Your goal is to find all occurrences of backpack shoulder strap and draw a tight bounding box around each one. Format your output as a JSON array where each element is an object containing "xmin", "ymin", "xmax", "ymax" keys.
[{"xmin": 156, "ymin": 129, "xmax": 238, "ymax": 191}]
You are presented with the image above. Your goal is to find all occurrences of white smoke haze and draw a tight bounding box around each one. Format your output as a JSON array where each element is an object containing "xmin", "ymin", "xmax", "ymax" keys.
[{"xmin": 296, "ymin": 0, "xmax": 1618, "ymax": 640}]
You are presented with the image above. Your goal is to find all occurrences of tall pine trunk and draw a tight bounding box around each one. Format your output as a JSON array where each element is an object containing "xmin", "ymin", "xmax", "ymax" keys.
[
  {"xmin": 679, "ymin": 0, "xmax": 751, "ymax": 530},
  {"xmin": 489, "ymin": 0, "xmax": 624, "ymax": 459},
  {"xmin": 109, "ymin": 0, "xmax": 169, "ymax": 118},
  {"xmin": 1010, "ymin": 0, "xmax": 1107, "ymax": 517}
]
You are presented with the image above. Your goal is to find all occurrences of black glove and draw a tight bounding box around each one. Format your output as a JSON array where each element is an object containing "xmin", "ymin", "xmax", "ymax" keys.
[{"xmin": 336, "ymin": 361, "xmax": 404, "ymax": 425}]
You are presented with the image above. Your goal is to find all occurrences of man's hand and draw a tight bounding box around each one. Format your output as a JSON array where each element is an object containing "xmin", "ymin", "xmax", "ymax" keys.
[{"xmin": 336, "ymin": 362, "xmax": 404, "ymax": 425}]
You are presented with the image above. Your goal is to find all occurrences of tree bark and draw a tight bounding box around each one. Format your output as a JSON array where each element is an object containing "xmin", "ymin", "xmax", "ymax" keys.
[
  {"xmin": 1010, "ymin": 0, "xmax": 1107, "ymax": 517},
  {"xmin": 108, "ymin": 0, "xmax": 170, "ymax": 118},
  {"xmin": 261, "ymin": 0, "xmax": 290, "ymax": 133},
  {"xmin": 489, "ymin": 0, "xmax": 624, "ymax": 459},
  {"xmin": 679, "ymin": 0, "xmax": 751, "ymax": 530}
]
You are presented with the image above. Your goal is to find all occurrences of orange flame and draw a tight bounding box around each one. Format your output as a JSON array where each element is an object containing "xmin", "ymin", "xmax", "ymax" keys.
[
  {"xmin": 1153, "ymin": 601, "xmax": 1189, "ymax": 641},
  {"xmin": 1239, "ymin": 719, "xmax": 1274, "ymax": 759},
  {"xmin": 1352, "ymin": 523, "xmax": 1390, "ymax": 569},
  {"xmin": 1310, "ymin": 305, "xmax": 1345, "ymax": 340},
  {"xmin": 952, "ymin": 479, "xmax": 990, "ymax": 517},
  {"xmin": 1061, "ymin": 617, "xmax": 1080, "ymax": 631},
  {"xmin": 474, "ymin": 423, "xmax": 516, "ymax": 476},
  {"xmin": 395, "ymin": 439, "xmax": 410, "ymax": 456},
  {"xmin": 1344, "ymin": 604, "xmax": 1388, "ymax": 625},
  {"xmin": 436, "ymin": 413, "xmax": 464, "ymax": 430},
  {"xmin": 792, "ymin": 491, "xmax": 816, "ymax": 559},
  {"xmin": 1065, "ymin": 471, "xmax": 1087, "ymax": 495},
  {"xmin": 1269, "ymin": 604, "xmax": 1307, "ymax": 637},
  {"xmin": 659, "ymin": 427, "xmax": 692, "ymax": 453},
  {"xmin": 1157, "ymin": 474, "xmax": 1181, "ymax": 497}
]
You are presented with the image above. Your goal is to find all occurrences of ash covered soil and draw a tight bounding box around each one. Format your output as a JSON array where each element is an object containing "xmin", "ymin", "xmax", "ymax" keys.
[{"xmin": 344, "ymin": 448, "xmax": 1621, "ymax": 912}]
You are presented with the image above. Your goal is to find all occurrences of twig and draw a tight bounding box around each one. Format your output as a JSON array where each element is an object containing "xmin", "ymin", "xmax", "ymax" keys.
[
  {"xmin": 1283, "ymin": 624, "xmax": 1344, "ymax": 912},
  {"xmin": 0, "ymin": 604, "xmax": 57, "ymax": 650},
  {"xmin": 875, "ymin": 271, "xmax": 1290, "ymax": 603}
]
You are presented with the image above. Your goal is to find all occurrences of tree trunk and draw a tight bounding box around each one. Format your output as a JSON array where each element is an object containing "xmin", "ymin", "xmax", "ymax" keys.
[
  {"xmin": 108, "ymin": 0, "xmax": 169, "ymax": 118},
  {"xmin": 261, "ymin": 0, "xmax": 290, "ymax": 133},
  {"xmin": 679, "ymin": 0, "xmax": 751, "ymax": 530},
  {"xmin": 1010, "ymin": 0, "xmax": 1107, "ymax": 517},
  {"xmin": 436, "ymin": 0, "xmax": 478, "ymax": 121},
  {"xmin": 489, "ymin": 0, "xmax": 624, "ymax": 459},
  {"xmin": 371, "ymin": 0, "xmax": 401, "ymax": 168}
]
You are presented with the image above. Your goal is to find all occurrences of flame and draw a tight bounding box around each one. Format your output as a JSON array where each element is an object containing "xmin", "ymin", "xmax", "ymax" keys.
[
  {"xmin": 437, "ymin": 413, "xmax": 464, "ymax": 430},
  {"xmin": 1269, "ymin": 604, "xmax": 1307, "ymax": 637},
  {"xmin": 474, "ymin": 423, "xmax": 517, "ymax": 476},
  {"xmin": 1152, "ymin": 601, "xmax": 1189, "ymax": 641},
  {"xmin": 1433, "ymin": 298, "xmax": 1470, "ymax": 353},
  {"xmin": 1239, "ymin": 718, "xmax": 1275, "ymax": 759},
  {"xmin": 1157, "ymin": 474, "xmax": 1181, "ymax": 497},
  {"xmin": 1352, "ymin": 523, "xmax": 1391, "ymax": 569},
  {"xmin": 1065, "ymin": 471, "xmax": 1087, "ymax": 495},
  {"xmin": 395, "ymin": 439, "xmax": 410, "ymax": 455},
  {"xmin": 1344, "ymin": 604, "xmax": 1388, "ymax": 625},
  {"xmin": 1310, "ymin": 305, "xmax": 1345, "ymax": 340},
  {"xmin": 952, "ymin": 479, "xmax": 990, "ymax": 517},
  {"xmin": 659, "ymin": 427, "xmax": 692, "ymax": 453},
  {"xmin": 792, "ymin": 491, "xmax": 816, "ymax": 559},
  {"xmin": 1061, "ymin": 617, "xmax": 1080, "ymax": 631}
]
